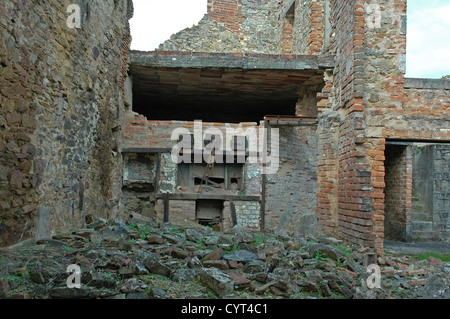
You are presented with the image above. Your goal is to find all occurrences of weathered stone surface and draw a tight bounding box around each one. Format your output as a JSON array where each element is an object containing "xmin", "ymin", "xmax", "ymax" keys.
[
  {"xmin": 150, "ymin": 287, "xmax": 169, "ymax": 299},
  {"xmin": 203, "ymin": 260, "xmax": 229, "ymax": 270},
  {"xmin": 185, "ymin": 229, "xmax": 204, "ymax": 243},
  {"xmin": 243, "ymin": 260, "xmax": 267, "ymax": 274},
  {"xmin": 143, "ymin": 257, "xmax": 172, "ymax": 277},
  {"xmin": 170, "ymin": 247, "xmax": 191, "ymax": 260},
  {"xmin": 303, "ymin": 243, "xmax": 344, "ymax": 261},
  {"xmin": 202, "ymin": 248, "xmax": 225, "ymax": 261},
  {"xmin": 49, "ymin": 288, "xmax": 92, "ymax": 299},
  {"xmin": 171, "ymin": 269, "xmax": 198, "ymax": 283},
  {"xmin": 199, "ymin": 268, "xmax": 234, "ymax": 297},
  {"xmin": 147, "ymin": 235, "xmax": 165, "ymax": 245},
  {"xmin": 224, "ymin": 250, "xmax": 258, "ymax": 262}
]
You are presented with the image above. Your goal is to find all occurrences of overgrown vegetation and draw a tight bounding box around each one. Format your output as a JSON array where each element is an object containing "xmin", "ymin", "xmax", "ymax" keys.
[{"xmin": 410, "ymin": 252, "xmax": 450, "ymax": 262}]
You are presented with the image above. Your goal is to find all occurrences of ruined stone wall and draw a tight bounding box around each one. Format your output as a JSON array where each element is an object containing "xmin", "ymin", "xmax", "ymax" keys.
[
  {"xmin": 0, "ymin": 0, "xmax": 133, "ymax": 246},
  {"xmin": 316, "ymin": 0, "xmax": 377, "ymax": 251},
  {"xmin": 159, "ymin": 0, "xmax": 330, "ymax": 55},
  {"xmin": 317, "ymin": 0, "xmax": 449, "ymax": 253},
  {"xmin": 265, "ymin": 125, "xmax": 317, "ymax": 236},
  {"xmin": 122, "ymin": 113, "xmax": 263, "ymax": 228},
  {"xmin": 160, "ymin": 0, "xmax": 284, "ymax": 54}
]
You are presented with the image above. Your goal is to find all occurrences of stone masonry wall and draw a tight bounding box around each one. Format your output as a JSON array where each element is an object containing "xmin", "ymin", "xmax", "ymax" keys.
[
  {"xmin": 412, "ymin": 144, "xmax": 450, "ymax": 241},
  {"xmin": 159, "ymin": 0, "xmax": 328, "ymax": 55},
  {"xmin": 0, "ymin": 0, "xmax": 133, "ymax": 246},
  {"xmin": 265, "ymin": 125, "xmax": 317, "ymax": 236}
]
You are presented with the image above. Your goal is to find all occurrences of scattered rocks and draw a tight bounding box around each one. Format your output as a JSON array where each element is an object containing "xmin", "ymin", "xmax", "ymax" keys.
[
  {"xmin": 143, "ymin": 257, "xmax": 172, "ymax": 277},
  {"xmin": 224, "ymin": 250, "xmax": 258, "ymax": 262},
  {"xmin": 0, "ymin": 218, "xmax": 448, "ymax": 300},
  {"xmin": 171, "ymin": 269, "xmax": 198, "ymax": 283}
]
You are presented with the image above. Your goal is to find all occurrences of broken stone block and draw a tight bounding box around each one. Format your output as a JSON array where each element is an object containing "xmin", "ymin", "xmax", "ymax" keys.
[
  {"xmin": 127, "ymin": 292, "xmax": 149, "ymax": 299},
  {"xmin": 147, "ymin": 235, "xmax": 165, "ymax": 244},
  {"xmin": 29, "ymin": 269, "xmax": 50, "ymax": 284},
  {"xmin": 199, "ymin": 268, "xmax": 234, "ymax": 297},
  {"xmin": 185, "ymin": 228, "xmax": 204, "ymax": 243},
  {"xmin": 243, "ymin": 260, "xmax": 266, "ymax": 274},
  {"xmin": 203, "ymin": 260, "xmax": 229, "ymax": 270},
  {"xmin": 143, "ymin": 257, "xmax": 171, "ymax": 277},
  {"xmin": 224, "ymin": 250, "xmax": 258, "ymax": 262},
  {"xmin": 170, "ymin": 247, "xmax": 191, "ymax": 259},
  {"xmin": 49, "ymin": 287, "xmax": 92, "ymax": 299},
  {"xmin": 202, "ymin": 248, "xmax": 225, "ymax": 261},
  {"xmin": 120, "ymin": 278, "xmax": 147, "ymax": 293},
  {"xmin": 150, "ymin": 287, "xmax": 169, "ymax": 299},
  {"xmin": 171, "ymin": 269, "xmax": 198, "ymax": 283}
]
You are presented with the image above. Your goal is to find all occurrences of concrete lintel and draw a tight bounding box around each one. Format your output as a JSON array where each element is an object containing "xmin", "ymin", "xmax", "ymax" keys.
[
  {"xmin": 404, "ymin": 77, "xmax": 450, "ymax": 90},
  {"xmin": 130, "ymin": 51, "xmax": 334, "ymax": 71}
]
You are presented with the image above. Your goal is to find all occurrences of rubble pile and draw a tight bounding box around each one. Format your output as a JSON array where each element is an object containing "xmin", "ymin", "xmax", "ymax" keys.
[{"xmin": 0, "ymin": 215, "xmax": 449, "ymax": 299}]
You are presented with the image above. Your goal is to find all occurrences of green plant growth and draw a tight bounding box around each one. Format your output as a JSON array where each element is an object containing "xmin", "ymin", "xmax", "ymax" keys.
[
  {"xmin": 170, "ymin": 225, "xmax": 180, "ymax": 235},
  {"xmin": 313, "ymin": 249, "xmax": 328, "ymax": 262},
  {"xmin": 253, "ymin": 234, "xmax": 265, "ymax": 247},
  {"xmin": 410, "ymin": 252, "xmax": 450, "ymax": 262},
  {"xmin": 195, "ymin": 238, "xmax": 207, "ymax": 249},
  {"xmin": 334, "ymin": 244, "xmax": 352, "ymax": 257},
  {"xmin": 136, "ymin": 223, "xmax": 153, "ymax": 239}
]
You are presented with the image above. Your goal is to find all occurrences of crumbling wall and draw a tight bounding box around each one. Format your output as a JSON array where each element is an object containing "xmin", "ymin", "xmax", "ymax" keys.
[
  {"xmin": 265, "ymin": 125, "xmax": 317, "ymax": 236},
  {"xmin": 0, "ymin": 0, "xmax": 133, "ymax": 246},
  {"xmin": 159, "ymin": 0, "xmax": 329, "ymax": 55},
  {"xmin": 123, "ymin": 114, "xmax": 264, "ymax": 228},
  {"xmin": 317, "ymin": 0, "xmax": 449, "ymax": 253}
]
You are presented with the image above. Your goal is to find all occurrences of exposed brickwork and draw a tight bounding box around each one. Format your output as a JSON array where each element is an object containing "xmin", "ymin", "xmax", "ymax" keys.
[
  {"xmin": 384, "ymin": 145, "xmax": 412, "ymax": 241},
  {"xmin": 308, "ymin": 0, "xmax": 325, "ymax": 55},
  {"xmin": 159, "ymin": 0, "xmax": 329, "ymax": 55},
  {"xmin": 208, "ymin": 0, "xmax": 242, "ymax": 33},
  {"xmin": 281, "ymin": 14, "xmax": 294, "ymax": 55}
]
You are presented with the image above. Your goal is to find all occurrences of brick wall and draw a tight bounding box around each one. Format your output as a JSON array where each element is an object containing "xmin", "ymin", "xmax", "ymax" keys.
[
  {"xmin": 208, "ymin": 0, "xmax": 242, "ymax": 33},
  {"xmin": 384, "ymin": 145, "xmax": 412, "ymax": 241},
  {"xmin": 281, "ymin": 14, "xmax": 294, "ymax": 55},
  {"xmin": 317, "ymin": 0, "xmax": 378, "ymax": 252},
  {"xmin": 317, "ymin": 0, "xmax": 449, "ymax": 254}
]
